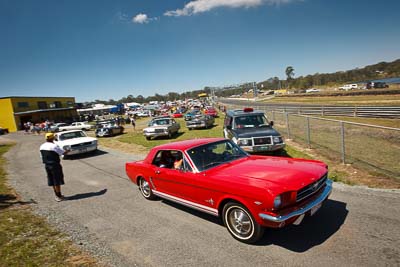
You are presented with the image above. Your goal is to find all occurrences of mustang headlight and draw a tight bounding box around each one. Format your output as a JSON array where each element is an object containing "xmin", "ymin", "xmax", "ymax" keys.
[
  {"xmin": 273, "ymin": 195, "xmax": 282, "ymax": 209},
  {"xmin": 273, "ymin": 136, "xmax": 282, "ymax": 143}
]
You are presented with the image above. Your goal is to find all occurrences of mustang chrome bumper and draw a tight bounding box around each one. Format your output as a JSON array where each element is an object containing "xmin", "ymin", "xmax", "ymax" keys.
[{"xmin": 259, "ymin": 179, "xmax": 333, "ymax": 223}]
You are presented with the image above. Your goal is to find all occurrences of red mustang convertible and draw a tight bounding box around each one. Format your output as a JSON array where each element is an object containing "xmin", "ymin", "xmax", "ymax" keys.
[{"xmin": 126, "ymin": 138, "xmax": 332, "ymax": 243}]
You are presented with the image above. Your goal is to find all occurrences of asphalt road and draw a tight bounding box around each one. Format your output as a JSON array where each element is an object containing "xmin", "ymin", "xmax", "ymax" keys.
[{"xmin": 3, "ymin": 133, "xmax": 400, "ymax": 267}]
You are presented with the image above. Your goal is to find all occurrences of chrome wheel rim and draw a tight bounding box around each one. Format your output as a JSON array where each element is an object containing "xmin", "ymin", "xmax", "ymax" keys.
[
  {"xmin": 139, "ymin": 179, "xmax": 151, "ymax": 197},
  {"xmin": 227, "ymin": 207, "xmax": 253, "ymax": 238}
]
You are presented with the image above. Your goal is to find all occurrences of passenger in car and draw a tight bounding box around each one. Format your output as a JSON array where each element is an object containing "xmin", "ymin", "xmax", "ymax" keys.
[
  {"xmin": 159, "ymin": 151, "xmax": 174, "ymax": 168},
  {"xmin": 174, "ymin": 153, "xmax": 183, "ymax": 170}
]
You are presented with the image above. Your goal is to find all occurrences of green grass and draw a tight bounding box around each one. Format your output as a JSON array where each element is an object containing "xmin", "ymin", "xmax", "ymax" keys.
[
  {"xmin": 321, "ymin": 116, "xmax": 400, "ymax": 129},
  {"xmin": 328, "ymin": 170, "xmax": 355, "ymax": 185},
  {"xmin": 0, "ymin": 144, "xmax": 97, "ymax": 267},
  {"xmin": 278, "ymin": 145, "xmax": 313, "ymax": 159},
  {"xmin": 0, "ymin": 146, "xmax": 11, "ymax": 195}
]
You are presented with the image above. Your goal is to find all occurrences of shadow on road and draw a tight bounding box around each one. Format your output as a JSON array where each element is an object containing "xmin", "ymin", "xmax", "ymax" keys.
[
  {"xmin": 0, "ymin": 194, "xmax": 37, "ymax": 210},
  {"xmin": 256, "ymin": 199, "xmax": 348, "ymax": 251},
  {"xmin": 63, "ymin": 149, "xmax": 108, "ymax": 160},
  {"xmin": 161, "ymin": 198, "xmax": 348, "ymax": 251},
  {"xmin": 160, "ymin": 199, "xmax": 221, "ymax": 225},
  {"xmin": 66, "ymin": 189, "xmax": 107, "ymax": 201}
]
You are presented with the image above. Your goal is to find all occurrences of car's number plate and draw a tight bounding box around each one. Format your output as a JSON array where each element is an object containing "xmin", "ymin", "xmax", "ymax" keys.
[
  {"xmin": 79, "ymin": 148, "xmax": 87, "ymax": 153},
  {"xmin": 310, "ymin": 202, "xmax": 322, "ymax": 216},
  {"xmin": 255, "ymin": 146, "xmax": 269, "ymax": 151}
]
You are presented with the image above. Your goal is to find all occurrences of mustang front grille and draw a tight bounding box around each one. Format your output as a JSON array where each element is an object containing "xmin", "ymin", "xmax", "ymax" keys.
[
  {"xmin": 71, "ymin": 142, "xmax": 93, "ymax": 148},
  {"xmin": 296, "ymin": 174, "xmax": 328, "ymax": 202}
]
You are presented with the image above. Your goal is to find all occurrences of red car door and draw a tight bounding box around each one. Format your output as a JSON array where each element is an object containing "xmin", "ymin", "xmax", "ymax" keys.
[{"xmin": 154, "ymin": 165, "xmax": 221, "ymax": 215}]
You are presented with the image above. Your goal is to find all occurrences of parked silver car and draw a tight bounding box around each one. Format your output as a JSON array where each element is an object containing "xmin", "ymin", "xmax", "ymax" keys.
[
  {"xmin": 186, "ymin": 114, "xmax": 214, "ymax": 130},
  {"xmin": 143, "ymin": 118, "xmax": 180, "ymax": 140}
]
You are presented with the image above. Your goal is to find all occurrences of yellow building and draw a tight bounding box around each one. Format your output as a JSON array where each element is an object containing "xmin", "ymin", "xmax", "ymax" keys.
[{"xmin": 0, "ymin": 96, "xmax": 77, "ymax": 132}]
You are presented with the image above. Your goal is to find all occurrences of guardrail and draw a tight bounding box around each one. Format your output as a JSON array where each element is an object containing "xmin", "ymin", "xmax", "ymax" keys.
[
  {"xmin": 221, "ymin": 101, "xmax": 400, "ymax": 178},
  {"xmin": 219, "ymin": 99, "xmax": 400, "ymax": 118}
]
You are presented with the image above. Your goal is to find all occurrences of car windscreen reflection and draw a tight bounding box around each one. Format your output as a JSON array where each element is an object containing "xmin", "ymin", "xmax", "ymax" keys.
[{"xmin": 187, "ymin": 140, "xmax": 248, "ymax": 171}]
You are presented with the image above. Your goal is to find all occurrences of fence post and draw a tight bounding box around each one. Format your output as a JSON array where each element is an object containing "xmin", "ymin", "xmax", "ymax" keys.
[
  {"xmin": 354, "ymin": 106, "xmax": 357, "ymax": 117},
  {"xmin": 272, "ymin": 111, "xmax": 275, "ymax": 121},
  {"xmin": 340, "ymin": 121, "xmax": 346, "ymax": 164},
  {"xmin": 306, "ymin": 116, "xmax": 311, "ymax": 148},
  {"xmin": 286, "ymin": 112, "xmax": 291, "ymax": 140},
  {"xmin": 321, "ymin": 106, "xmax": 325, "ymax": 116}
]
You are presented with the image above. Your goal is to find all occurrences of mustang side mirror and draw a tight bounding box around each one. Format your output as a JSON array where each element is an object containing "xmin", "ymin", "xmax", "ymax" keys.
[
  {"xmin": 226, "ymin": 125, "xmax": 232, "ymax": 130},
  {"xmin": 269, "ymin": 121, "xmax": 274, "ymax": 126}
]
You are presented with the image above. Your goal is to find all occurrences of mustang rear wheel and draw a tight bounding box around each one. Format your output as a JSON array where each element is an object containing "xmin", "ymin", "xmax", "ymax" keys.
[
  {"xmin": 138, "ymin": 177, "xmax": 156, "ymax": 200},
  {"xmin": 222, "ymin": 202, "xmax": 264, "ymax": 243}
]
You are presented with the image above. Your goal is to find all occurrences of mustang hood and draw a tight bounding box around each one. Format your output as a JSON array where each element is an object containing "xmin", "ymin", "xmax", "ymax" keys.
[
  {"xmin": 209, "ymin": 156, "xmax": 327, "ymax": 192},
  {"xmin": 233, "ymin": 127, "xmax": 280, "ymax": 138}
]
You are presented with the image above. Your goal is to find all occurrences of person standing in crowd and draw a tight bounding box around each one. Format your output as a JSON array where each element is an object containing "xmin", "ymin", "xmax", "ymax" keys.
[
  {"xmin": 39, "ymin": 133, "xmax": 70, "ymax": 202},
  {"xmin": 130, "ymin": 116, "xmax": 136, "ymax": 131},
  {"xmin": 44, "ymin": 119, "xmax": 50, "ymax": 132}
]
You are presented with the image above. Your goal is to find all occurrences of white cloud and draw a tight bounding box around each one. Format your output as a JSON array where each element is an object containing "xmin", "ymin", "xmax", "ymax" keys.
[
  {"xmin": 113, "ymin": 11, "xmax": 130, "ymax": 23},
  {"xmin": 164, "ymin": 0, "xmax": 295, "ymax": 17},
  {"xmin": 133, "ymin": 13, "xmax": 150, "ymax": 24}
]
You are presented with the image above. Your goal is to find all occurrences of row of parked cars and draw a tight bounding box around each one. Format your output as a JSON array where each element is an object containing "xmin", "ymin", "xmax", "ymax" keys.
[
  {"xmin": 50, "ymin": 120, "xmax": 124, "ymax": 137},
  {"xmin": 144, "ymin": 106, "xmax": 286, "ymax": 153},
  {"xmin": 50, "ymin": 122, "xmax": 95, "ymax": 132},
  {"xmin": 142, "ymin": 106, "xmax": 218, "ymax": 141},
  {"xmin": 143, "ymin": 114, "xmax": 215, "ymax": 140}
]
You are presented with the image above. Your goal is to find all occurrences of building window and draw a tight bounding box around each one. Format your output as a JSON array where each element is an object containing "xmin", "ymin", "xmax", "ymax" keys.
[
  {"xmin": 37, "ymin": 101, "xmax": 48, "ymax": 109},
  {"xmin": 66, "ymin": 101, "xmax": 74, "ymax": 106},
  {"xmin": 17, "ymin": 102, "xmax": 29, "ymax": 108},
  {"xmin": 54, "ymin": 101, "xmax": 62, "ymax": 108}
]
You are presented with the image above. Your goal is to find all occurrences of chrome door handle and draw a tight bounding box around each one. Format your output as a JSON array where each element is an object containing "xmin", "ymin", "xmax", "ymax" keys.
[{"xmin": 155, "ymin": 170, "xmax": 160, "ymax": 174}]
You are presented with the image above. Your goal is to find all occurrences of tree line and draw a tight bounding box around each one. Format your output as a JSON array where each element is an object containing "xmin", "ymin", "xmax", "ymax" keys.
[{"xmin": 83, "ymin": 59, "xmax": 400, "ymax": 105}]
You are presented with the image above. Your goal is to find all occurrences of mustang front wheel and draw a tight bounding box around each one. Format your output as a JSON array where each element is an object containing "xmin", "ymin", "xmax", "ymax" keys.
[
  {"xmin": 222, "ymin": 202, "xmax": 264, "ymax": 243},
  {"xmin": 138, "ymin": 177, "xmax": 156, "ymax": 200}
]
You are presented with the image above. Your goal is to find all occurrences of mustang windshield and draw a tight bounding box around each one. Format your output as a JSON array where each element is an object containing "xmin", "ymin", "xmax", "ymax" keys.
[{"xmin": 187, "ymin": 140, "xmax": 248, "ymax": 172}]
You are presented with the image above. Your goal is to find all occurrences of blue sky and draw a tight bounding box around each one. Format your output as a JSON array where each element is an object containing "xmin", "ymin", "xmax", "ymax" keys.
[{"xmin": 1, "ymin": 0, "xmax": 399, "ymax": 102}]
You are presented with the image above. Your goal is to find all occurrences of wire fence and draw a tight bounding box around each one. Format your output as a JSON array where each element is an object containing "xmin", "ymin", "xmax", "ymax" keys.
[
  {"xmin": 224, "ymin": 103, "xmax": 400, "ymax": 178},
  {"xmin": 219, "ymin": 99, "xmax": 400, "ymax": 118}
]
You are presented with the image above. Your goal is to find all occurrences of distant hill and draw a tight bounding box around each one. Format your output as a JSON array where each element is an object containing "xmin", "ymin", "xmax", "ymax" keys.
[{"xmin": 257, "ymin": 59, "xmax": 400, "ymax": 91}]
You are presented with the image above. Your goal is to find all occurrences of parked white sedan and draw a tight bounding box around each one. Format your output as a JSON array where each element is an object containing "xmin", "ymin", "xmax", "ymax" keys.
[
  {"xmin": 54, "ymin": 130, "xmax": 98, "ymax": 156},
  {"xmin": 58, "ymin": 122, "xmax": 95, "ymax": 131}
]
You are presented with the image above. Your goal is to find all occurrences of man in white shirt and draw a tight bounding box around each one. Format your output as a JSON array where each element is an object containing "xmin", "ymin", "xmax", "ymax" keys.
[{"xmin": 39, "ymin": 133, "xmax": 69, "ymax": 201}]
